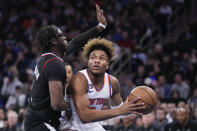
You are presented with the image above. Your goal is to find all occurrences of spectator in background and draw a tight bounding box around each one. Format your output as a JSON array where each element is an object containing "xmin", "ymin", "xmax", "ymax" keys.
[
  {"xmin": 155, "ymin": 107, "xmax": 168, "ymax": 131},
  {"xmin": 0, "ymin": 108, "xmax": 6, "ymax": 129},
  {"xmin": 1, "ymin": 66, "xmax": 23, "ymax": 96},
  {"xmin": 1, "ymin": 110, "xmax": 21, "ymax": 131},
  {"xmin": 22, "ymin": 69, "xmax": 33, "ymax": 95},
  {"xmin": 121, "ymin": 76, "xmax": 136, "ymax": 101},
  {"xmin": 153, "ymin": 43, "xmax": 163, "ymax": 61},
  {"xmin": 156, "ymin": 75, "xmax": 171, "ymax": 98},
  {"xmin": 151, "ymin": 64, "xmax": 161, "ymax": 80},
  {"xmin": 2, "ymin": 52, "xmax": 15, "ymax": 70},
  {"xmin": 0, "ymin": 39, "xmax": 6, "ymax": 71},
  {"xmin": 177, "ymin": 101, "xmax": 186, "ymax": 108},
  {"xmin": 190, "ymin": 50, "xmax": 197, "ymax": 64},
  {"xmin": 118, "ymin": 31, "xmax": 135, "ymax": 50},
  {"xmin": 115, "ymin": 116, "xmax": 135, "ymax": 130},
  {"xmin": 160, "ymin": 54, "xmax": 174, "ymax": 82},
  {"xmin": 165, "ymin": 107, "xmax": 197, "ymax": 131},
  {"xmin": 166, "ymin": 103, "xmax": 176, "ymax": 123},
  {"xmin": 188, "ymin": 88, "xmax": 197, "ymax": 109},
  {"xmin": 113, "ymin": 27, "xmax": 122, "ymax": 42},
  {"xmin": 185, "ymin": 63, "xmax": 196, "ymax": 88},
  {"xmin": 171, "ymin": 73, "xmax": 190, "ymax": 99},
  {"xmin": 1, "ymin": 66, "xmax": 23, "ymax": 106},
  {"xmin": 179, "ymin": 52, "xmax": 190, "ymax": 73},
  {"xmin": 170, "ymin": 89, "xmax": 180, "ymax": 99},
  {"xmin": 5, "ymin": 86, "xmax": 26, "ymax": 111},
  {"xmin": 160, "ymin": 102, "xmax": 168, "ymax": 113},
  {"xmin": 131, "ymin": 47, "xmax": 147, "ymax": 65},
  {"xmin": 158, "ymin": 1, "xmax": 172, "ymax": 35},
  {"xmin": 142, "ymin": 112, "xmax": 160, "ymax": 131},
  {"xmin": 135, "ymin": 115, "xmax": 144, "ymax": 131},
  {"xmin": 188, "ymin": 74, "xmax": 197, "ymax": 98},
  {"xmin": 15, "ymin": 51, "xmax": 30, "ymax": 76},
  {"xmin": 192, "ymin": 107, "xmax": 197, "ymax": 122},
  {"xmin": 133, "ymin": 64, "xmax": 147, "ymax": 86},
  {"xmin": 159, "ymin": 2, "xmax": 172, "ymax": 15}
]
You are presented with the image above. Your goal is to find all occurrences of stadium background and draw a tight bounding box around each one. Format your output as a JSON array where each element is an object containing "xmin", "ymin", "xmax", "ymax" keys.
[{"xmin": 0, "ymin": 0, "xmax": 197, "ymax": 130}]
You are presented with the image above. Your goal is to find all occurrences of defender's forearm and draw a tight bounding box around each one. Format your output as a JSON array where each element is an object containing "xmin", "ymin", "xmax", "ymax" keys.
[{"xmin": 66, "ymin": 26, "xmax": 100, "ymax": 54}]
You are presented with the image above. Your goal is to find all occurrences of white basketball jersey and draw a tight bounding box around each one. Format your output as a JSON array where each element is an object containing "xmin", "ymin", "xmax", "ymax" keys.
[
  {"xmin": 80, "ymin": 69, "xmax": 113, "ymax": 110},
  {"xmin": 60, "ymin": 69, "xmax": 112, "ymax": 131}
]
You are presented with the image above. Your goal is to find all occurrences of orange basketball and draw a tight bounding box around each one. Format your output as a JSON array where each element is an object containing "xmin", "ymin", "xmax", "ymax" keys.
[{"xmin": 128, "ymin": 86, "xmax": 158, "ymax": 114}]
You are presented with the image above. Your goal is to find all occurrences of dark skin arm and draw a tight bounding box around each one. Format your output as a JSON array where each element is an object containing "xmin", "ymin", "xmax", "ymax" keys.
[
  {"xmin": 109, "ymin": 75, "xmax": 123, "ymax": 106},
  {"xmin": 66, "ymin": 5, "xmax": 106, "ymax": 54},
  {"xmin": 49, "ymin": 81, "xmax": 70, "ymax": 111},
  {"xmin": 70, "ymin": 73, "xmax": 145, "ymax": 123}
]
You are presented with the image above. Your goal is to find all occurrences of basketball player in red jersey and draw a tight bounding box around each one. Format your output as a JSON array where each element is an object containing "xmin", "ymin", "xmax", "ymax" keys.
[{"xmin": 24, "ymin": 5, "xmax": 106, "ymax": 131}]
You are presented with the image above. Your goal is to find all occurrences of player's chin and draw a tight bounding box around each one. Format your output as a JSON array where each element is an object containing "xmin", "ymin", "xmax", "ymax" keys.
[{"xmin": 91, "ymin": 70, "xmax": 103, "ymax": 74}]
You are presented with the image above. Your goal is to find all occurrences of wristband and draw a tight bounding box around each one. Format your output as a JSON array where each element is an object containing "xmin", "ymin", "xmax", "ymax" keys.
[
  {"xmin": 98, "ymin": 23, "xmax": 106, "ymax": 29},
  {"xmin": 111, "ymin": 102, "xmax": 123, "ymax": 109}
]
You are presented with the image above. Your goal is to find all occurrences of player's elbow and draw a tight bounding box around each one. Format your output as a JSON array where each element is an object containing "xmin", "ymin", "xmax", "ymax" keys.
[
  {"xmin": 78, "ymin": 111, "xmax": 92, "ymax": 123},
  {"xmin": 51, "ymin": 102, "xmax": 61, "ymax": 111},
  {"xmin": 51, "ymin": 104, "xmax": 59, "ymax": 111},
  {"xmin": 79, "ymin": 116, "xmax": 90, "ymax": 123}
]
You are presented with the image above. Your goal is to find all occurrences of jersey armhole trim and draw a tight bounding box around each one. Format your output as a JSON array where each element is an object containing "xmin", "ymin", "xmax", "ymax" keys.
[
  {"xmin": 42, "ymin": 58, "xmax": 59, "ymax": 72},
  {"xmin": 77, "ymin": 72, "xmax": 89, "ymax": 92},
  {"xmin": 108, "ymin": 75, "xmax": 112, "ymax": 97}
]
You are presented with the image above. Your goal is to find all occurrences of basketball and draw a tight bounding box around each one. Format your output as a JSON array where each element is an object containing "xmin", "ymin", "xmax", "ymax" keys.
[{"xmin": 128, "ymin": 86, "xmax": 158, "ymax": 115}]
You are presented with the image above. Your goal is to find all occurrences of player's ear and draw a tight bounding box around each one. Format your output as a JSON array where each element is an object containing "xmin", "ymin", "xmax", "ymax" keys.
[{"xmin": 51, "ymin": 39, "xmax": 58, "ymax": 46}]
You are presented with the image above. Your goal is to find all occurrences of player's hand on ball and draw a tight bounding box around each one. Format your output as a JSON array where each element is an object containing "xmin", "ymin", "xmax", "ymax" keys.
[
  {"xmin": 96, "ymin": 4, "xmax": 107, "ymax": 31},
  {"xmin": 120, "ymin": 97, "xmax": 145, "ymax": 116}
]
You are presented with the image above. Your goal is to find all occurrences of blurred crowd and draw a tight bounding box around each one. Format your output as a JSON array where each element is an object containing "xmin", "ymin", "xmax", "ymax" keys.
[
  {"xmin": 101, "ymin": 101, "xmax": 197, "ymax": 131},
  {"xmin": 0, "ymin": 0, "xmax": 197, "ymax": 130}
]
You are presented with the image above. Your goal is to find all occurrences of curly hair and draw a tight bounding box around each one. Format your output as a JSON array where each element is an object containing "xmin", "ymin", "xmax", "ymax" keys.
[
  {"xmin": 82, "ymin": 38, "xmax": 115, "ymax": 61},
  {"xmin": 35, "ymin": 25, "xmax": 59, "ymax": 52}
]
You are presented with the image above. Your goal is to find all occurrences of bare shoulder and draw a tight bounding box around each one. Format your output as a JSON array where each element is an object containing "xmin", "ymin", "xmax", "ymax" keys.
[
  {"xmin": 71, "ymin": 73, "xmax": 87, "ymax": 83},
  {"xmin": 109, "ymin": 75, "xmax": 119, "ymax": 85},
  {"xmin": 70, "ymin": 73, "xmax": 88, "ymax": 94},
  {"xmin": 109, "ymin": 75, "xmax": 120, "ymax": 93}
]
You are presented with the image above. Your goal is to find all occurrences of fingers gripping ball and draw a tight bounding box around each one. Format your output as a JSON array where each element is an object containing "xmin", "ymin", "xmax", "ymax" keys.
[{"xmin": 128, "ymin": 86, "xmax": 158, "ymax": 114}]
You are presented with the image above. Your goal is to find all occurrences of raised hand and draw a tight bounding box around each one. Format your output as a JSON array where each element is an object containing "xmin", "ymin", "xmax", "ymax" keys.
[{"xmin": 96, "ymin": 4, "xmax": 107, "ymax": 31}]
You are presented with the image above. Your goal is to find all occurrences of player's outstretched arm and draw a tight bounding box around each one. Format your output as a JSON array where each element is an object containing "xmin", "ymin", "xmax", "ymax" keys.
[
  {"xmin": 66, "ymin": 4, "xmax": 107, "ymax": 54},
  {"xmin": 70, "ymin": 73, "xmax": 145, "ymax": 123}
]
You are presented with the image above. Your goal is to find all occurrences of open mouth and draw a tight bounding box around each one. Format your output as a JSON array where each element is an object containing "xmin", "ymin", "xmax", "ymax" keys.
[{"xmin": 93, "ymin": 65, "xmax": 100, "ymax": 69}]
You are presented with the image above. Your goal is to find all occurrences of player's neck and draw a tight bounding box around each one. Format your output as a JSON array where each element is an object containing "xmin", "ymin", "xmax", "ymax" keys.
[
  {"xmin": 88, "ymin": 70, "xmax": 105, "ymax": 85},
  {"xmin": 50, "ymin": 49, "xmax": 64, "ymax": 59}
]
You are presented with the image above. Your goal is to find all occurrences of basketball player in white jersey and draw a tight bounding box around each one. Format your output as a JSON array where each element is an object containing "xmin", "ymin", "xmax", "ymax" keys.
[{"xmin": 60, "ymin": 38, "xmax": 145, "ymax": 131}]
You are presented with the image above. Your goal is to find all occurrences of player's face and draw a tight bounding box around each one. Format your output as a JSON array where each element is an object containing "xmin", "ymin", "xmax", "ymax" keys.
[
  {"xmin": 56, "ymin": 28, "xmax": 68, "ymax": 52},
  {"xmin": 88, "ymin": 50, "xmax": 109, "ymax": 74},
  {"xmin": 65, "ymin": 65, "xmax": 73, "ymax": 83}
]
